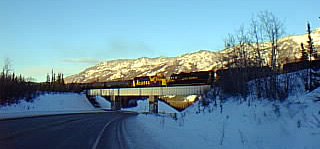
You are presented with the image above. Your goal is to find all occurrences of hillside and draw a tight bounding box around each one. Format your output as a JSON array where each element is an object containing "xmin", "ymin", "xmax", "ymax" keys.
[{"xmin": 65, "ymin": 28, "xmax": 320, "ymax": 83}]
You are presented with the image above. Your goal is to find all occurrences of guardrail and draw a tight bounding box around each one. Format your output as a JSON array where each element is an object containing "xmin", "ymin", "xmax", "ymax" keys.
[{"xmin": 86, "ymin": 85, "xmax": 211, "ymax": 96}]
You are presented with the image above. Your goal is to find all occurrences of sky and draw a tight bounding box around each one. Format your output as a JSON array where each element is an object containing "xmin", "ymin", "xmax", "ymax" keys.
[{"xmin": 0, "ymin": 0, "xmax": 319, "ymax": 81}]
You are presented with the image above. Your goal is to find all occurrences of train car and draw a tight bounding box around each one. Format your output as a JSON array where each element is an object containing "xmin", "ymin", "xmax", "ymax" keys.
[
  {"xmin": 168, "ymin": 71, "xmax": 213, "ymax": 86},
  {"xmin": 215, "ymin": 66, "xmax": 272, "ymax": 84},
  {"xmin": 283, "ymin": 60, "xmax": 320, "ymax": 73},
  {"xmin": 89, "ymin": 80, "xmax": 133, "ymax": 89},
  {"xmin": 104, "ymin": 80, "xmax": 133, "ymax": 88},
  {"xmin": 91, "ymin": 82, "xmax": 105, "ymax": 89}
]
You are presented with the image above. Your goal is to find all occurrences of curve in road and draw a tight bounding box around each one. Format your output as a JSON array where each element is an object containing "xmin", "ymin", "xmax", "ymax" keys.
[{"xmin": 0, "ymin": 112, "xmax": 139, "ymax": 149}]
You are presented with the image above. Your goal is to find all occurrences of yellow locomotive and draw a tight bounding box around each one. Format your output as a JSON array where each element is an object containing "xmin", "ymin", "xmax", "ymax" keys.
[{"xmin": 133, "ymin": 74, "xmax": 167, "ymax": 87}]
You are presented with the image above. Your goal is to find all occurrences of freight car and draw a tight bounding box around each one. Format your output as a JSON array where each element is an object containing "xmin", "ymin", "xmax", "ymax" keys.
[
  {"xmin": 283, "ymin": 60, "xmax": 320, "ymax": 73},
  {"xmin": 168, "ymin": 71, "xmax": 214, "ymax": 86},
  {"xmin": 215, "ymin": 66, "xmax": 272, "ymax": 83},
  {"xmin": 89, "ymin": 80, "xmax": 133, "ymax": 89}
]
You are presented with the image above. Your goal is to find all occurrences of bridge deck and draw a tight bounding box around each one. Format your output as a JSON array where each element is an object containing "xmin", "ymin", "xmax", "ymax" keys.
[{"xmin": 87, "ymin": 85, "xmax": 211, "ymax": 96}]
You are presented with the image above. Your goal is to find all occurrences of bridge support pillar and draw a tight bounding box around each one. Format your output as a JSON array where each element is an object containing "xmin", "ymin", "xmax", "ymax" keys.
[
  {"xmin": 149, "ymin": 96, "xmax": 158, "ymax": 113},
  {"xmin": 111, "ymin": 96, "xmax": 121, "ymax": 110}
]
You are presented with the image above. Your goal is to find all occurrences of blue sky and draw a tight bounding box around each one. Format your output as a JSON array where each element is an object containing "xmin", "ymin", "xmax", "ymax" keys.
[{"xmin": 0, "ymin": 0, "xmax": 319, "ymax": 81}]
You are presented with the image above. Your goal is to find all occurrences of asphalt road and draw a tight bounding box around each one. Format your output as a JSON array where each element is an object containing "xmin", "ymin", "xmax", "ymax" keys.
[{"xmin": 0, "ymin": 112, "xmax": 142, "ymax": 149}]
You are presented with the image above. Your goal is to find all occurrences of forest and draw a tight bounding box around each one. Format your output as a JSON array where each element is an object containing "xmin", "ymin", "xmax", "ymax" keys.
[
  {"xmin": 0, "ymin": 58, "xmax": 81, "ymax": 105},
  {"xmin": 215, "ymin": 11, "xmax": 320, "ymax": 99}
]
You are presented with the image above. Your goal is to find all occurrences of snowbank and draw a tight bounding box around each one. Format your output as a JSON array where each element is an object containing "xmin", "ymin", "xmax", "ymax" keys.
[
  {"xmin": 95, "ymin": 96, "xmax": 112, "ymax": 109},
  {"xmin": 158, "ymin": 100, "xmax": 179, "ymax": 113},
  {"xmin": 135, "ymin": 70, "xmax": 320, "ymax": 149},
  {"xmin": 122, "ymin": 98, "xmax": 178, "ymax": 113},
  {"xmin": 0, "ymin": 93, "xmax": 97, "ymax": 120},
  {"xmin": 184, "ymin": 95, "xmax": 197, "ymax": 102},
  {"xmin": 123, "ymin": 99, "xmax": 149, "ymax": 112}
]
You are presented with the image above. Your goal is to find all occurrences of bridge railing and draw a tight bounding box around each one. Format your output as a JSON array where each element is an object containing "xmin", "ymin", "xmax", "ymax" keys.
[{"xmin": 86, "ymin": 85, "xmax": 211, "ymax": 96}]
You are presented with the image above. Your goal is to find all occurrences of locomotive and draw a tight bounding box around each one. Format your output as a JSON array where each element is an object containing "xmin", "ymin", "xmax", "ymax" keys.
[{"xmin": 133, "ymin": 74, "xmax": 167, "ymax": 87}]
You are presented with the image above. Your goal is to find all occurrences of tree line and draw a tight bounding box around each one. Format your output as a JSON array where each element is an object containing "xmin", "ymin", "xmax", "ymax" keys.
[
  {"xmin": 40, "ymin": 69, "xmax": 82, "ymax": 93},
  {"xmin": 0, "ymin": 58, "xmax": 39, "ymax": 105},
  {"xmin": 217, "ymin": 10, "xmax": 319, "ymax": 99},
  {"xmin": 0, "ymin": 60, "xmax": 81, "ymax": 105}
]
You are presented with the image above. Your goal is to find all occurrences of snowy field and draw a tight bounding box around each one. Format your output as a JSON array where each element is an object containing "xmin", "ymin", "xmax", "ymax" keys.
[
  {"xmin": 93, "ymin": 85, "xmax": 320, "ymax": 148},
  {"xmin": 0, "ymin": 93, "xmax": 99, "ymax": 120},
  {"xmin": 133, "ymin": 87, "xmax": 320, "ymax": 149}
]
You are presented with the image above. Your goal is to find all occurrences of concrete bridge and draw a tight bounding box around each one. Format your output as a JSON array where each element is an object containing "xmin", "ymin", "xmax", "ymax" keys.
[{"xmin": 86, "ymin": 85, "xmax": 211, "ymax": 113}]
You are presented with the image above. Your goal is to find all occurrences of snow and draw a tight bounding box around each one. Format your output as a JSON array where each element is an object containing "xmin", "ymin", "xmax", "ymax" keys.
[
  {"xmin": 184, "ymin": 95, "xmax": 198, "ymax": 102},
  {"xmin": 132, "ymin": 70, "xmax": 320, "ymax": 149},
  {"xmin": 122, "ymin": 98, "xmax": 178, "ymax": 113},
  {"xmin": 123, "ymin": 99, "xmax": 149, "ymax": 112},
  {"xmin": 0, "ymin": 93, "xmax": 98, "ymax": 120},
  {"xmin": 158, "ymin": 100, "xmax": 178, "ymax": 113},
  {"xmin": 135, "ymin": 89, "xmax": 320, "ymax": 149},
  {"xmin": 95, "ymin": 96, "xmax": 111, "ymax": 109}
]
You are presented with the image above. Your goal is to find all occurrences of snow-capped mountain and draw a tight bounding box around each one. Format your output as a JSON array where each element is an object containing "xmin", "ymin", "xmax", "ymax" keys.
[
  {"xmin": 65, "ymin": 28, "xmax": 320, "ymax": 83},
  {"xmin": 64, "ymin": 51, "xmax": 222, "ymax": 83}
]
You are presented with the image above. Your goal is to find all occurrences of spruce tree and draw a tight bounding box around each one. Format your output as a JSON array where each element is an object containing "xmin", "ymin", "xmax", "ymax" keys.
[{"xmin": 301, "ymin": 43, "xmax": 308, "ymax": 62}]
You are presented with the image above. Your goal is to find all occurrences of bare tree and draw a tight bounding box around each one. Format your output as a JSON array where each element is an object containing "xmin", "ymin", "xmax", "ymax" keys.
[
  {"xmin": 2, "ymin": 58, "xmax": 12, "ymax": 78},
  {"xmin": 236, "ymin": 25, "xmax": 250, "ymax": 68},
  {"xmin": 26, "ymin": 77, "xmax": 36, "ymax": 82},
  {"xmin": 222, "ymin": 28, "xmax": 250, "ymax": 96},
  {"xmin": 250, "ymin": 15, "xmax": 263, "ymax": 67},
  {"xmin": 258, "ymin": 11, "xmax": 284, "ymax": 98},
  {"xmin": 249, "ymin": 17, "xmax": 265, "ymax": 98},
  {"xmin": 258, "ymin": 10, "xmax": 284, "ymax": 72},
  {"xmin": 224, "ymin": 33, "xmax": 236, "ymax": 68}
]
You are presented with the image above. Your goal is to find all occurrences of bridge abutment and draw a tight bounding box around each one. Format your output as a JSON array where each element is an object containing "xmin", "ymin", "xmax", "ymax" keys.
[
  {"xmin": 111, "ymin": 96, "xmax": 121, "ymax": 110},
  {"xmin": 149, "ymin": 96, "xmax": 159, "ymax": 113}
]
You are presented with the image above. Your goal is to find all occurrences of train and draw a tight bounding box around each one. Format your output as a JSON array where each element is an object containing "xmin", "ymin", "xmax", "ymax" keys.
[{"xmin": 82, "ymin": 71, "xmax": 214, "ymax": 89}]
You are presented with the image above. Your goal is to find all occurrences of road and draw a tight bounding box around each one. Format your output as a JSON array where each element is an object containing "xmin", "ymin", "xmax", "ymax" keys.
[{"xmin": 0, "ymin": 112, "xmax": 149, "ymax": 149}]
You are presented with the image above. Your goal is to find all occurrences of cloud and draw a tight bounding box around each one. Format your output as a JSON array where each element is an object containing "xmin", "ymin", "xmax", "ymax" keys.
[{"xmin": 63, "ymin": 57, "xmax": 100, "ymax": 64}]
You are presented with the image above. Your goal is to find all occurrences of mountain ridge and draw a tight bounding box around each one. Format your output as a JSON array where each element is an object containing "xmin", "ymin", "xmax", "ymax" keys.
[{"xmin": 65, "ymin": 29, "xmax": 320, "ymax": 83}]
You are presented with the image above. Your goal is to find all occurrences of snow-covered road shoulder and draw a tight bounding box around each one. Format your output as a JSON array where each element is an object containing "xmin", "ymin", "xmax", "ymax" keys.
[
  {"xmin": 0, "ymin": 93, "xmax": 102, "ymax": 120},
  {"xmin": 135, "ymin": 87, "xmax": 320, "ymax": 149}
]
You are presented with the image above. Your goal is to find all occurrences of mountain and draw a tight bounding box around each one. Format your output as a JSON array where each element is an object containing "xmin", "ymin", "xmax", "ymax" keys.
[
  {"xmin": 65, "ymin": 50, "xmax": 222, "ymax": 83},
  {"xmin": 65, "ymin": 28, "xmax": 320, "ymax": 83}
]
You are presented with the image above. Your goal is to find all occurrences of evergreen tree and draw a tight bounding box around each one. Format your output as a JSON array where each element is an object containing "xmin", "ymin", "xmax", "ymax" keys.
[
  {"xmin": 57, "ymin": 73, "xmax": 61, "ymax": 84},
  {"xmin": 53, "ymin": 73, "xmax": 56, "ymax": 83},
  {"xmin": 302, "ymin": 22, "xmax": 317, "ymax": 90},
  {"xmin": 46, "ymin": 73, "xmax": 50, "ymax": 83},
  {"xmin": 61, "ymin": 73, "xmax": 64, "ymax": 84},
  {"xmin": 306, "ymin": 22, "xmax": 316, "ymax": 60},
  {"xmin": 12, "ymin": 72, "xmax": 15, "ymax": 82},
  {"xmin": 300, "ymin": 43, "xmax": 308, "ymax": 62},
  {"xmin": 51, "ymin": 69, "xmax": 54, "ymax": 85}
]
